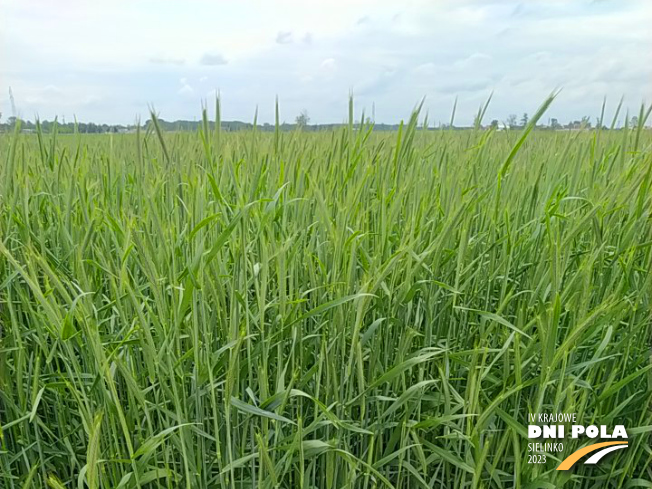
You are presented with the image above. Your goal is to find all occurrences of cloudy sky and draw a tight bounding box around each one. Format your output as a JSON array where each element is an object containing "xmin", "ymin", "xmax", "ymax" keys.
[{"xmin": 1, "ymin": 0, "xmax": 650, "ymax": 125}]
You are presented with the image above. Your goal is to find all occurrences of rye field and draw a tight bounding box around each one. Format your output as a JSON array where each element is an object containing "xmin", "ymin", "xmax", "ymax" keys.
[{"xmin": 1, "ymin": 99, "xmax": 651, "ymax": 488}]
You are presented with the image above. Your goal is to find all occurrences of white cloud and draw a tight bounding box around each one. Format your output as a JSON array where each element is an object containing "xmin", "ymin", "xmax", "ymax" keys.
[
  {"xmin": 24, "ymin": 85, "xmax": 62, "ymax": 104},
  {"xmin": 276, "ymin": 31, "xmax": 293, "ymax": 44},
  {"xmin": 178, "ymin": 78, "xmax": 193, "ymax": 95},
  {"xmin": 320, "ymin": 58, "xmax": 336, "ymax": 71},
  {"xmin": 200, "ymin": 53, "xmax": 228, "ymax": 66},
  {"xmin": 453, "ymin": 53, "xmax": 492, "ymax": 69},
  {"xmin": 150, "ymin": 56, "xmax": 186, "ymax": 66},
  {"xmin": 2, "ymin": 0, "xmax": 650, "ymax": 124}
]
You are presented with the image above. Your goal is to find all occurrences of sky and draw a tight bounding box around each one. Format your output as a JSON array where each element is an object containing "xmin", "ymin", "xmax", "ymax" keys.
[{"xmin": 1, "ymin": 0, "xmax": 650, "ymax": 126}]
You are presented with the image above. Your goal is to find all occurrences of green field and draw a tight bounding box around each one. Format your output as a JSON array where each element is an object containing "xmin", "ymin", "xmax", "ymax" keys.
[{"xmin": 1, "ymin": 100, "xmax": 651, "ymax": 488}]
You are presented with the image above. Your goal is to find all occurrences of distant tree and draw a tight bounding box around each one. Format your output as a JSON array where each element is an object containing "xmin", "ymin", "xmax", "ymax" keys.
[
  {"xmin": 630, "ymin": 115, "xmax": 639, "ymax": 127},
  {"xmin": 490, "ymin": 119, "xmax": 499, "ymax": 129},
  {"xmin": 550, "ymin": 118, "xmax": 561, "ymax": 129},
  {"xmin": 521, "ymin": 113, "xmax": 529, "ymax": 127},
  {"xmin": 295, "ymin": 110, "xmax": 310, "ymax": 127},
  {"xmin": 506, "ymin": 114, "xmax": 518, "ymax": 128}
]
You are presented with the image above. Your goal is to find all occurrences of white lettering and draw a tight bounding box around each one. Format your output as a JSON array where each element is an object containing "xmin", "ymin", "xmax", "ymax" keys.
[
  {"xmin": 572, "ymin": 425, "xmax": 585, "ymax": 438},
  {"xmin": 586, "ymin": 426, "xmax": 599, "ymax": 438},
  {"xmin": 528, "ymin": 425, "xmax": 542, "ymax": 438},
  {"xmin": 613, "ymin": 425, "xmax": 628, "ymax": 439}
]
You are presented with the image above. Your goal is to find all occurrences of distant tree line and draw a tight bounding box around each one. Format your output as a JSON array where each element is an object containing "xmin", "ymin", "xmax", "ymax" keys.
[
  {"xmin": 0, "ymin": 116, "xmax": 403, "ymax": 134},
  {"xmin": 0, "ymin": 117, "xmax": 132, "ymax": 134},
  {"xmin": 484, "ymin": 113, "xmax": 645, "ymax": 131},
  {"xmin": 0, "ymin": 111, "xmax": 646, "ymax": 134}
]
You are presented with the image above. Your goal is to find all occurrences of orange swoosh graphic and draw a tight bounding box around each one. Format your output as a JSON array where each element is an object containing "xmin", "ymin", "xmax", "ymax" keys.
[{"xmin": 556, "ymin": 441, "xmax": 628, "ymax": 470}]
